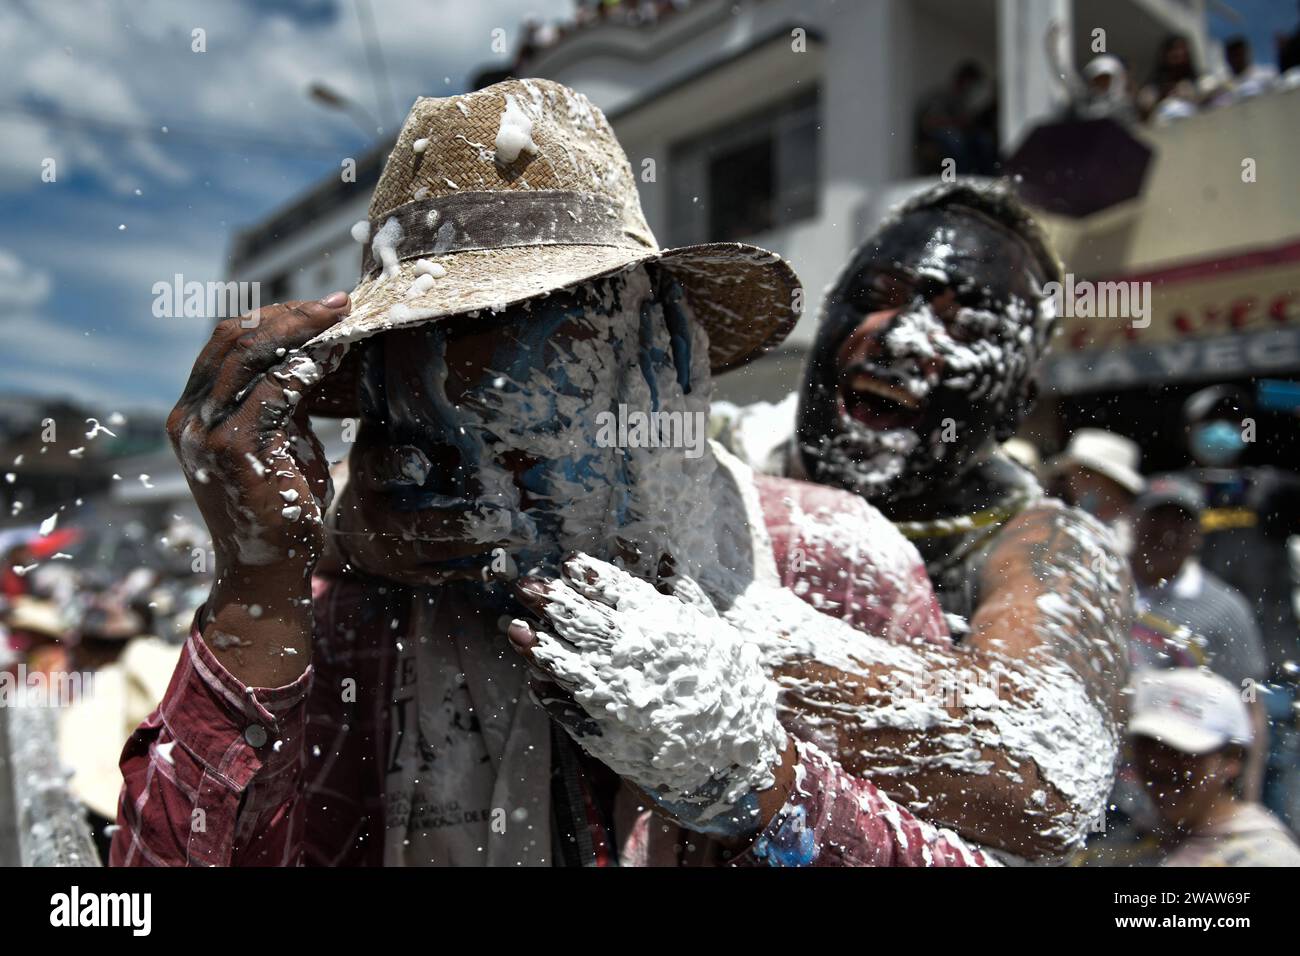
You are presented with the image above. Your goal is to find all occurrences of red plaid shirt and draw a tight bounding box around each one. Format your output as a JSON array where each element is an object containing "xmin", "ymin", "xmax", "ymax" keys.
[{"xmin": 110, "ymin": 475, "xmax": 992, "ymax": 867}]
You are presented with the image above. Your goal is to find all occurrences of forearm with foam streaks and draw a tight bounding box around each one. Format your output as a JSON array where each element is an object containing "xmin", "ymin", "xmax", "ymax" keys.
[{"xmin": 726, "ymin": 541, "xmax": 1128, "ymax": 858}]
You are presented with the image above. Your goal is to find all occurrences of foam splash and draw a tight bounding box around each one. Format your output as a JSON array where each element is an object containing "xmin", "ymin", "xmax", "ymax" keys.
[{"xmin": 495, "ymin": 93, "xmax": 538, "ymax": 165}]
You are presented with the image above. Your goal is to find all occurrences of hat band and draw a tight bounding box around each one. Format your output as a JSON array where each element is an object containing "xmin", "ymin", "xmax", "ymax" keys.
[{"xmin": 361, "ymin": 190, "xmax": 648, "ymax": 277}]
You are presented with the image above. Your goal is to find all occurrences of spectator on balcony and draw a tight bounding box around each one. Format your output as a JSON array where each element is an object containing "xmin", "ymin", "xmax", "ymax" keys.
[
  {"xmin": 915, "ymin": 60, "xmax": 999, "ymax": 176},
  {"xmin": 1076, "ymin": 55, "xmax": 1137, "ymax": 123},
  {"xmin": 1206, "ymin": 36, "xmax": 1278, "ymax": 108},
  {"xmin": 1138, "ymin": 34, "xmax": 1202, "ymax": 122}
]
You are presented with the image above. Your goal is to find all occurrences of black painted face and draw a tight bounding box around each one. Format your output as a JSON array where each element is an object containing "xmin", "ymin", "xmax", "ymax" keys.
[{"xmin": 796, "ymin": 206, "xmax": 1056, "ymax": 504}]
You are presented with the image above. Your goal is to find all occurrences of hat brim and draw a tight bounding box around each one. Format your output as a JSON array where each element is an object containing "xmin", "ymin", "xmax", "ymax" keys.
[
  {"xmin": 302, "ymin": 241, "xmax": 801, "ymax": 416},
  {"xmin": 1128, "ymin": 713, "xmax": 1227, "ymax": 754}
]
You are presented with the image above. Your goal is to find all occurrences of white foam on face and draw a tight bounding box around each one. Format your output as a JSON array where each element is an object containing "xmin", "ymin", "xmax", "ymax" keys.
[
  {"xmin": 494, "ymin": 93, "xmax": 538, "ymax": 165},
  {"xmin": 400, "ymin": 266, "xmax": 787, "ymax": 808}
]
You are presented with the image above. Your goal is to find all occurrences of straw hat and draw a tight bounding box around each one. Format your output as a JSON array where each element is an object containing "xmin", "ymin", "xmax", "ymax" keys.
[{"xmin": 305, "ymin": 78, "xmax": 801, "ymax": 415}]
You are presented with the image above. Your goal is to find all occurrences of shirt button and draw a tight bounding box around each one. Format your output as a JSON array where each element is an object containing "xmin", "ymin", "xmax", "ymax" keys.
[{"xmin": 244, "ymin": 724, "xmax": 269, "ymax": 748}]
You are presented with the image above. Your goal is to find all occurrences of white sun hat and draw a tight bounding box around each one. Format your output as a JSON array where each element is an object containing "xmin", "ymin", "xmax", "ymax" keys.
[{"xmin": 1049, "ymin": 428, "xmax": 1145, "ymax": 495}]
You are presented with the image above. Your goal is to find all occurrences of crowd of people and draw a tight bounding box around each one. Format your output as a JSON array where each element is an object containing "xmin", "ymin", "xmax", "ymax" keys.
[
  {"xmin": 0, "ymin": 519, "xmax": 205, "ymax": 860},
  {"xmin": 1038, "ymin": 395, "xmax": 1300, "ymax": 865},
  {"xmin": 1, "ymin": 72, "xmax": 1296, "ymax": 869},
  {"xmin": 917, "ymin": 15, "xmax": 1300, "ymax": 176},
  {"xmin": 1075, "ymin": 30, "xmax": 1300, "ymax": 125}
]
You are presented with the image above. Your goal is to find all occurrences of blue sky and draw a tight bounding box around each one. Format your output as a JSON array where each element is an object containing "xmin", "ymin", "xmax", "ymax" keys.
[
  {"xmin": 0, "ymin": 0, "xmax": 1296, "ymax": 416},
  {"xmin": 1208, "ymin": 0, "xmax": 1298, "ymax": 67},
  {"xmin": 0, "ymin": 0, "xmax": 569, "ymax": 415}
]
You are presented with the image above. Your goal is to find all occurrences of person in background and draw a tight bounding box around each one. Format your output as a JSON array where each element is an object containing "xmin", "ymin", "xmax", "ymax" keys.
[
  {"xmin": 1076, "ymin": 55, "xmax": 1137, "ymax": 122},
  {"xmin": 1180, "ymin": 384, "xmax": 1300, "ymax": 827},
  {"xmin": 1206, "ymin": 36, "xmax": 1278, "ymax": 108},
  {"xmin": 1181, "ymin": 385, "xmax": 1300, "ymax": 681},
  {"xmin": 915, "ymin": 61, "xmax": 999, "ymax": 176},
  {"xmin": 1137, "ymin": 34, "xmax": 1202, "ymax": 122},
  {"xmin": 1130, "ymin": 668, "xmax": 1300, "ymax": 866},
  {"xmin": 1047, "ymin": 428, "xmax": 1145, "ymax": 555},
  {"xmin": 1131, "ymin": 475, "xmax": 1268, "ymax": 798},
  {"xmin": 1044, "ymin": 22, "xmax": 1135, "ymax": 125},
  {"xmin": 59, "ymin": 597, "xmax": 179, "ymax": 861},
  {"xmin": 715, "ymin": 183, "xmax": 1134, "ymax": 862}
]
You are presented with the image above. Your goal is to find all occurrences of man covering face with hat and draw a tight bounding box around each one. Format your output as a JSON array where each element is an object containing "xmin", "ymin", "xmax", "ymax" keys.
[{"xmin": 115, "ymin": 82, "xmax": 1117, "ymax": 868}]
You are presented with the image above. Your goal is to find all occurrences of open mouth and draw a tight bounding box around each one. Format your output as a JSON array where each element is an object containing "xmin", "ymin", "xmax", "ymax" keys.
[{"xmin": 837, "ymin": 367, "xmax": 924, "ymax": 430}]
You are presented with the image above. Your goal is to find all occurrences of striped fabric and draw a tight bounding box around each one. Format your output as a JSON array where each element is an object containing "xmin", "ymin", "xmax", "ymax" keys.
[{"xmin": 1138, "ymin": 561, "xmax": 1268, "ymax": 687}]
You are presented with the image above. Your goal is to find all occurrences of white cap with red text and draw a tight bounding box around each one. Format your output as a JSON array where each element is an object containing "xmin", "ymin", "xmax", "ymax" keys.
[{"xmin": 1128, "ymin": 668, "xmax": 1253, "ymax": 754}]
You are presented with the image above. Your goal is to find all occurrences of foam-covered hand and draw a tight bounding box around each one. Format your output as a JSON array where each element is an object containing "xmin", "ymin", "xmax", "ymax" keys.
[{"xmin": 508, "ymin": 554, "xmax": 787, "ymax": 836}]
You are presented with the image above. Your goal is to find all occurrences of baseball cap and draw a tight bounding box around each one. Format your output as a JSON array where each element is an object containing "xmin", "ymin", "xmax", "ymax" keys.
[
  {"xmin": 1128, "ymin": 668, "xmax": 1253, "ymax": 754},
  {"xmin": 1135, "ymin": 474, "xmax": 1204, "ymax": 516}
]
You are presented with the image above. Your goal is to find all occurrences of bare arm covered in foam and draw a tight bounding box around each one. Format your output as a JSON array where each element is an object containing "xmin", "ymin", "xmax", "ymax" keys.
[{"xmin": 734, "ymin": 500, "xmax": 1131, "ymax": 858}]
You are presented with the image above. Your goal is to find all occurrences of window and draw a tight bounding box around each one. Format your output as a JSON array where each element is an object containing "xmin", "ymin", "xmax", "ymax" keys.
[
  {"xmin": 708, "ymin": 138, "xmax": 774, "ymax": 241},
  {"xmin": 668, "ymin": 89, "xmax": 820, "ymax": 246}
]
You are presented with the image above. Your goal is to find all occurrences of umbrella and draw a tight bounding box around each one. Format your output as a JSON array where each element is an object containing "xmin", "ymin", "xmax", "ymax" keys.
[{"xmin": 1005, "ymin": 117, "xmax": 1153, "ymax": 218}]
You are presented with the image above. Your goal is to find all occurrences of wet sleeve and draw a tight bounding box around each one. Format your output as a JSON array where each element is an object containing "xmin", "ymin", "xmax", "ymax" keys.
[{"xmin": 110, "ymin": 620, "xmax": 312, "ymax": 867}]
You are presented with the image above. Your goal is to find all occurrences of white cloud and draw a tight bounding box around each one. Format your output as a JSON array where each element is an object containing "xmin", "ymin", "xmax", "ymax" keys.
[
  {"xmin": 0, "ymin": 250, "xmax": 52, "ymax": 309},
  {"xmin": 1, "ymin": 0, "xmax": 576, "ymax": 410},
  {"xmin": 0, "ymin": 0, "xmax": 575, "ymax": 194}
]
